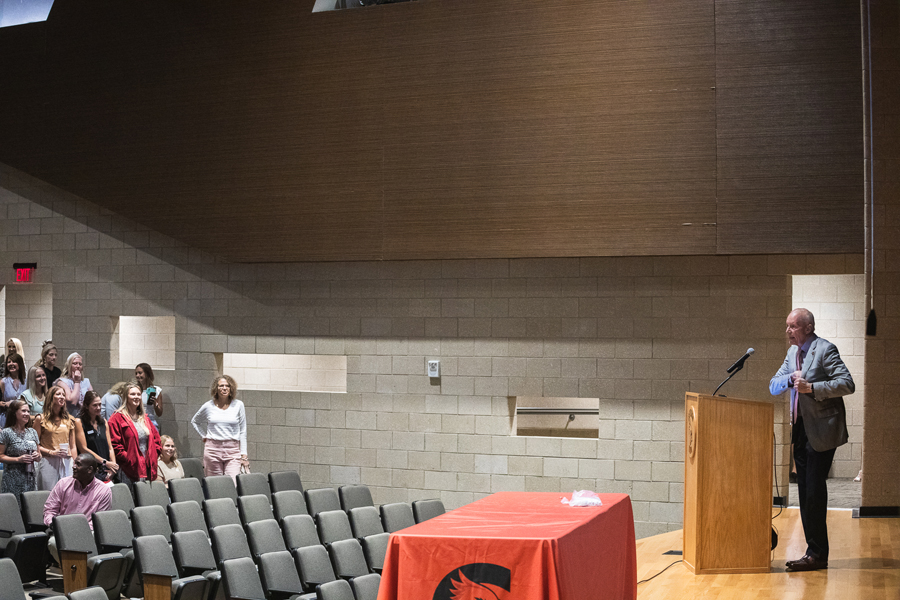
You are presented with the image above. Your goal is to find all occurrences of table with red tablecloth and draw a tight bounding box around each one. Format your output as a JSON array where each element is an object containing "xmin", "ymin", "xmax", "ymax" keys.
[{"xmin": 376, "ymin": 491, "xmax": 637, "ymax": 600}]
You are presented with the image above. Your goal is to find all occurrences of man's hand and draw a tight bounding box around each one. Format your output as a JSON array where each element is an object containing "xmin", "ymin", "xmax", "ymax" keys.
[{"xmin": 795, "ymin": 377, "xmax": 813, "ymax": 394}]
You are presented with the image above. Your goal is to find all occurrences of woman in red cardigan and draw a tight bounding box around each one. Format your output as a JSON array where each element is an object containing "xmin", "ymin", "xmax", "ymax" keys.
[{"xmin": 108, "ymin": 382, "xmax": 161, "ymax": 485}]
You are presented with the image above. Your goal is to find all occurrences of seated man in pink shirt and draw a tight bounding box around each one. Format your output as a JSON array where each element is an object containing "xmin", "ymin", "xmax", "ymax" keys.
[{"xmin": 44, "ymin": 453, "xmax": 112, "ymax": 562}]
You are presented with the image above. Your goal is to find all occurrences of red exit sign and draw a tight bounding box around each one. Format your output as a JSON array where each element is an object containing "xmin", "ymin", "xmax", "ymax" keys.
[{"xmin": 13, "ymin": 263, "xmax": 37, "ymax": 283}]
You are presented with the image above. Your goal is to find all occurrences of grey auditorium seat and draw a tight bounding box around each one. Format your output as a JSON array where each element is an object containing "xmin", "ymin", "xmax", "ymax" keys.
[
  {"xmin": 210, "ymin": 524, "xmax": 251, "ymax": 567},
  {"xmin": 338, "ymin": 485, "xmax": 373, "ymax": 512},
  {"xmin": 0, "ymin": 492, "xmax": 49, "ymax": 583},
  {"xmin": 171, "ymin": 530, "xmax": 223, "ymax": 600},
  {"xmin": 169, "ymin": 478, "xmax": 205, "ymax": 506},
  {"xmin": 268, "ymin": 471, "xmax": 303, "ymax": 494},
  {"xmin": 220, "ymin": 557, "xmax": 265, "ymax": 600},
  {"xmin": 328, "ymin": 539, "xmax": 370, "ymax": 579},
  {"xmin": 281, "ymin": 515, "xmax": 319, "ymax": 552},
  {"xmin": 169, "ymin": 501, "xmax": 209, "ymax": 536},
  {"xmin": 349, "ymin": 574, "xmax": 381, "ymax": 600},
  {"xmin": 379, "ymin": 503, "xmax": 414, "ymax": 533},
  {"xmin": 246, "ymin": 519, "xmax": 287, "ymax": 559},
  {"xmin": 180, "ymin": 458, "xmax": 205, "ymax": 480},
  {"xmin": 360, "ymin": 533, "xmax": 389, "ymax": 574},
  {"xmin": 133, "ymin": 534, "xmax": 209, "ymax": 600},
  {"xmin": 315, "ymin": 510, "xmax": 353, "ymax": 545},
  {"xmin": 20, "ymin": 490, "xmax": 50, "ymax": 533},
  {"xmin": 293, "ymin": 545, "xmax": 336, "ymax": 590},
  {"xmin": 238, "ymin": 494, "xmax": 275, "ymax": 525},
  {"xmin": 131, "ymin": 505, "xmax": 173, "ymax": 543},
  {"xmin": 304, "ymin": 488, "xmax": 340, "ymax": 518},
  {"xmin": 203, "ymin": 498, "xmax": 241, "ymax": 530},
  {"xmin": 258, "ymin": 550, "xmax": 315, "ymax": 600},
  {"xmin": 110, "ymin": 483, "xmax": 135, "ymax": 514},
  {"xmin": 91, "ymin": 510, "xmax": 140, "ymax": 598},
  {"xmin": 134, "ymin": 480, "xmax": 169, "ymax": 508},
  {"xmin": 52, "ymin": 514, "xmax": 128, "ymax": 600},
  {"xmin": 273, "ymin": 490, "xmax": 308, "ymax": 521},
  {"xmin": 236, "ymin": 473, "xmax": 271, "ymax": 503},
  {"xmin": 315, "ymin": 579, "xmax": 354, "ymax": 600},
  {"xmin": 412, "ymin": 499, "xmax": 445, "ymax": 523},
  {"xmin": 203, "ymin": 476, "xmax": 238, "ymax": 505},
  {"xmin": 348, "ymin": 507, "xmax": 383, "ymax": 539}
]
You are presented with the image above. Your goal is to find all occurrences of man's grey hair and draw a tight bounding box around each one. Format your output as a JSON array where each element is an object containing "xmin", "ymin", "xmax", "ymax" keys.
[{"xmin": 791, "ymin": 308, "xmax": 816, "ymax": 331}]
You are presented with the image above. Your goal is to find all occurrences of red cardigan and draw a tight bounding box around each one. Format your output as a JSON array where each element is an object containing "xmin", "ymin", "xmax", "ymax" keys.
[{"xmin": 108, "ymin": 412, "xmax": 162, "ymax": 481}]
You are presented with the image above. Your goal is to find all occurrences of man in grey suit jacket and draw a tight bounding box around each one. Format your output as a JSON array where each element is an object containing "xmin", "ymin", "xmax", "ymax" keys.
[{"xmin": 770, "ymin": 308, "xmax": 854, "ymax": 571}]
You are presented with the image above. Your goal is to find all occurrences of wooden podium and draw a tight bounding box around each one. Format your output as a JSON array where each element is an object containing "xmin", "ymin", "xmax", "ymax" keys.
[{"xmin": 683, "ymin": 392, "xmax": 774, "ymax": 574}]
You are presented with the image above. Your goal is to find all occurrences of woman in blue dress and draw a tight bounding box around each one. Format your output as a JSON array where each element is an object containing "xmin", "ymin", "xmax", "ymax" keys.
[{"xmin": 0, "ymin": 353, "xmax": 26, "ymax": 428}]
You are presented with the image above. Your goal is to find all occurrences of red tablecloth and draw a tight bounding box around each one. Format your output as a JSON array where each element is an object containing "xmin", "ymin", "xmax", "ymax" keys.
[{"xmin": 377, "ymin": 492, "xmax": 637, "ymax": 600}]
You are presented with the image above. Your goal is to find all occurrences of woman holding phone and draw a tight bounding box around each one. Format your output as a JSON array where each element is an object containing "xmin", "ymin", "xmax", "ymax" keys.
[{"xmin": 134, "ymin": 363, "xmax": 164, "ymax": 431}]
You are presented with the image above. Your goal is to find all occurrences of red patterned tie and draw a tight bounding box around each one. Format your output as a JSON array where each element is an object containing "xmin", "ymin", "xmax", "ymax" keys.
[{"xmin": 792, "ymin": 349, "xmax": 802, "ymax": 423}]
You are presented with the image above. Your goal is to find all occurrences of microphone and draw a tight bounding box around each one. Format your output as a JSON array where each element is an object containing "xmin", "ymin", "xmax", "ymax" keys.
[{"xmin": 726, "ymin": 348, "xmax": 755, "ymax": 373}]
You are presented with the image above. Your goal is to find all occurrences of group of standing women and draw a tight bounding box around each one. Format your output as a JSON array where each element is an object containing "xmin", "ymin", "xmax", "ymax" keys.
[{"xmin": 0, "ymin": 338, "xmax": 249, "ymax": 504}]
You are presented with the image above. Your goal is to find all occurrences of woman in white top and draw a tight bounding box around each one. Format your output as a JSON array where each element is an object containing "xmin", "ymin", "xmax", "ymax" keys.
[
  {"xmin": 191, "ymin": 375, "xmax": 248, "ymax": 481},
  {"xmin": 58, "ymin": 353, "xmax": 93, "ymax": 417}
]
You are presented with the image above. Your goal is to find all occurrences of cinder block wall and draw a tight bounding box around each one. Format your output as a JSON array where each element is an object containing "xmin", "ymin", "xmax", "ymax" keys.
[{"xmin": 0, "ymin": 164, "xmax": 865, "ymax": 537}]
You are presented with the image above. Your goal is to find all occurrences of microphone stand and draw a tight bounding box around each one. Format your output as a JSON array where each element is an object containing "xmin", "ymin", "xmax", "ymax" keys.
[{"xmin": 712, "ymin": 360, "xmax": 748, "ymax": 397}]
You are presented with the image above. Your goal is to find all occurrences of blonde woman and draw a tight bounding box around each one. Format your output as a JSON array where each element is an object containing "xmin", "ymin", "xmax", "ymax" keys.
[
  {"xmin": 109, "ymin": 382, "xmax": 161, "ymax": 485},
  {"xmin": 101, "ymin": 381, "xmax": 129, "ymax": 421},
  {"xmin": 58, "ymin": 352, "xmax": 93, "ymax": 417},
  {"xmin": 191, "ymin": 375, "xmax": 248, "ymax": 481},
  {"xmin": 21, "ymin": 365, "xmax": 48, "ymax": 416},
  {"xmin": 34, "ymin": 340, "xmax": 61, "ymax": 387},
  {"xmin": 34, "ymin": 384, "xmax": 77, "ymax": 490},
  {"xmin": 156, "ymin": 435, "xmax": 184, "ymax": 486},
  {"xmin": 1, "ymin": 338, "xmax": 24, "ymax": 380}
]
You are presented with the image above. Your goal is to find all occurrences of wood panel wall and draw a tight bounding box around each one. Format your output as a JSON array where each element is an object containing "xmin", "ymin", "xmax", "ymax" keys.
[
  {"xmin": 0, "ymin": 0, "xmax": 862, "ymax": 263},
  {"xmin": 715, "ymin": 1, "xmax": 864, "ymax": 254}
]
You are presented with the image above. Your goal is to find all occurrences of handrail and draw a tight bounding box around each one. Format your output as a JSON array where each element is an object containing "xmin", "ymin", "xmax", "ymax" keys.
[{"xmin": 516, "ymin": 408, "xmax": 599, "ymax": 415}]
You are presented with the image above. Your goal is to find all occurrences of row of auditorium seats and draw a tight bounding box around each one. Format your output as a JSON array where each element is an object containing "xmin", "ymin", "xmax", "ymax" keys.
[
  {"xmin": 51, "ymin": 506, "xmax": 382, "ymax": 600},
  {"xmin": 2, "ymin": 467, "xmax": 446, "ymax": 600}
]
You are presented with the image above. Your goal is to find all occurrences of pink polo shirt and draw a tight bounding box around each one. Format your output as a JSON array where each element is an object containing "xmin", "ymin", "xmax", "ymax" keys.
[{"xmin": 43, "ymin": 476, "xmax": 112, "ymax": 529}]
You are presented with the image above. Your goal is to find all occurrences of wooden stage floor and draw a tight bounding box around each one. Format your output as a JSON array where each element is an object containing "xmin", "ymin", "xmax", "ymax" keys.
[{"xmin": 635, "ymin": 507, "xmax": 900, "ymax": 599}]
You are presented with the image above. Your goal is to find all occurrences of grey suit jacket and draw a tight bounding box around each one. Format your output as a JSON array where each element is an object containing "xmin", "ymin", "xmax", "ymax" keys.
[{"xmin": 769, "ymin": 335, "xmax": 854, "ymax": 452}]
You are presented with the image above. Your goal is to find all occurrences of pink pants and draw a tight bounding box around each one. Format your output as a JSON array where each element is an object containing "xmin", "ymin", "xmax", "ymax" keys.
[{"xmin": 203, "ymin": 439, "xmax": 242, "ymax": 482}]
